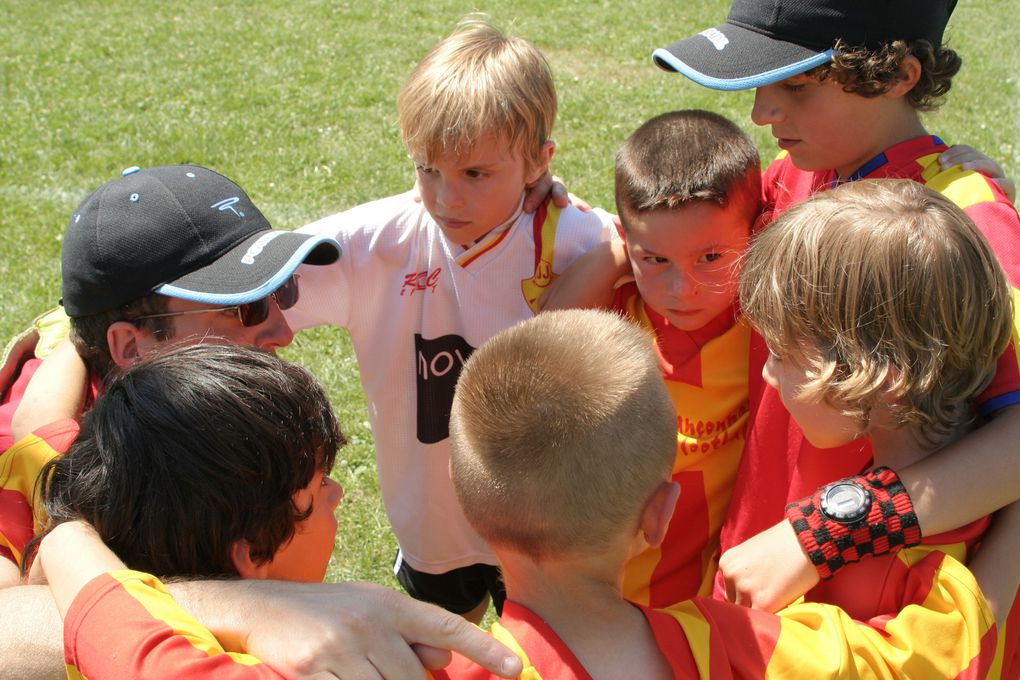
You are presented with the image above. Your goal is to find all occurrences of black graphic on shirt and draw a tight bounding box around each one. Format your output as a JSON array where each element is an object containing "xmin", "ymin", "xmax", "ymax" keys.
[{"xmin": 415, "ymin": 333, "xmax": 475, "ymax": 444}]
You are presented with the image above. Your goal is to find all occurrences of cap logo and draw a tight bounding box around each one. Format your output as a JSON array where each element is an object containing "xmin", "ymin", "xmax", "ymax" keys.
[
  {"xmin": 240, "ymin": 231, "xmax": 283, "ymax": 265},
  {"xmin": 699, "ymin": 28, "xmax": 729, "ymax": 50},
  {"xmin": 211, "ymin": 197, "xmax": 245, "ymax": 218}
]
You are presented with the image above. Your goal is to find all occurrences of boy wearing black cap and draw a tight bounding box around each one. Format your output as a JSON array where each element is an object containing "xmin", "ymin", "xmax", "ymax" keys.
[
  {"xmin": 0, "ymin": 164, "xmax": 341, "ymax": 582},
  {"xmin": 654, "ymin": 0, "xmax": 1020, "ymax": 664}
]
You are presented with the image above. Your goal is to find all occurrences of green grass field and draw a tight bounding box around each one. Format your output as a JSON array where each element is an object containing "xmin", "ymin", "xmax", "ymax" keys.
[{"xmin": 2, "ymin": 1, "xmax": 1018, "ymax": 591}]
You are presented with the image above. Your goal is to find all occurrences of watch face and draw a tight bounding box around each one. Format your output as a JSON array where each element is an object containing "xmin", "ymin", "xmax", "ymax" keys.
[{"xmin": 820, "ymin": 482, "xmax": 872, "ymax": 524}]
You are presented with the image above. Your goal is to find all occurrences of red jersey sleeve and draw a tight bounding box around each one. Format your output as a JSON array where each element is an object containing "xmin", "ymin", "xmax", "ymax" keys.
[{"xmin": 64, "ymin": 570, "xmax": 284, "ymax": 680}]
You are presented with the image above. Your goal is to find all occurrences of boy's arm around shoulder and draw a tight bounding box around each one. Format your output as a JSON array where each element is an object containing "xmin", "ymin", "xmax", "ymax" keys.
[
  {"xmin": 0, "ymin": 584, "xmax": 65, "ymax": 680},
  {"xmin": 0, "ymin": 573, "xmax": 524, "ymax": 680},
  {"xmin": 901, "ymin": 403, "xmax": 1020, "ymax": 535},
  {"xmin": 539, "ymin": 238, "xmax": 629, "ymax": 312},
  {"xmin": 38, "ymin": 521, "xmax": 288, "ymax": 679},
  {"xmin": 719, "ymin": 404, "xmax": 1020, "ymax": 613},
  {"xmin": 939, "ymin": 144, "xmax": 1016, "ymax": 204},
  {"xmin": 11, "ymin": 338, "xmax": 87, "ymax": 442},
  {"xmin": 170, "ymin": 579, "xmax": 523, "ymax": 680},
  {"xmin": 287, "ymin": 192, "xmax": 424, "ymax": 332},
  {"xmin": 540, "ymin": 208, "xmax": 626, "ymax": 312},
  {"xmin": 969, "ymin": 499, "xmax": 1020, "ymax": 626},
  {"xmin": 691, "ymin": 549, "xmax": 995, "ymax": 678}
]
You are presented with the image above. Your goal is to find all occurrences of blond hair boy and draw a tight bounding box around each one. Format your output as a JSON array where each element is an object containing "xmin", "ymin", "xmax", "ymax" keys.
[
  {"xmin": 286, "ymin": 16, "xmax": 613, "ymax": 620},
  {"xmin": 431, "ymin": 308, "xmax": 1000, "ymax": 679},
  {"xmin": 653, "ymin": 1, "xmax": 1020, "ymax": 614},
  {"xmin": 742, "ymin": 179, "xmax": 1012, "ymax": 458},
  {"xmin": 736, "ymin": 179, "xmax": 1019, "ymax": 675}
]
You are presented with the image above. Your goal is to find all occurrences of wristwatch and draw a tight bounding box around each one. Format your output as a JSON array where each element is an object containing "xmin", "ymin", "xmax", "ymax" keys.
[{"xmin": 818, "ymin": 481, "xmax": 873, "ymax": 524}]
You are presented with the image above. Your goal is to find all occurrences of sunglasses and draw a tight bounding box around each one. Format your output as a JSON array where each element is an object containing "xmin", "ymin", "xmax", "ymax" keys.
[{"xmin": 134, "ymin": 274, "xmax": 300, "ymax": 328}]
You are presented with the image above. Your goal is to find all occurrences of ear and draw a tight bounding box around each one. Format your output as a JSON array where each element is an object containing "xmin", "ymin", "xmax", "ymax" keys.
[
  {"xmin": 614, "ymin": 218, "xmax": 627, "ymax": 243},
  {"xmin": 525, "ymin": 140, "xmax": 556, "ymax": 186},
  {"xmin": 230, "ymin": 540, "xmax": 271, "ymax": 579},
  {"xmin": 639, "ymin": 481, "xmax": 681, "ymax": 549},
  {"xmin": 105, "ymin": 321, "xmax": 151, "ymax": 368},
  {"xmin": 887, "ymin": 54, "xmax": 922, "ymax": 98}
]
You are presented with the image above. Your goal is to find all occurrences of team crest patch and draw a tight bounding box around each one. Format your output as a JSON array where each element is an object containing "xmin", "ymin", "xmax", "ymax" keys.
[{"xmin": 521, "ymin": 261, "xmax": 557, "ymax": 314}]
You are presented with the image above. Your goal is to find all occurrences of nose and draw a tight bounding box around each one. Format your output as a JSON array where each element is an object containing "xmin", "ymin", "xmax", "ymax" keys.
[
  {"xmin": 436, "ymin": 176, "xmax": 464, "ymax": 210},
  {"xmin": 751, "ymin": 85, "xmax": 783, "ymax": 127},
  {"xmin": 256, "ymin": 296, "xmax": 295, "ymax": 350},
  {"xmin": 670, "ymin": 268, "xmax": 699, "ymax": 297}
]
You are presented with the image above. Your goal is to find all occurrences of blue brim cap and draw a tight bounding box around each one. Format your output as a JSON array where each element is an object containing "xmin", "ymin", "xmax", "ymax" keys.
[
  {"xmin": 61, "ymin": 165, "xmax": 341, "ymax": 316},
  {"xmin": 653, "ymin": 23, "xmax": 834, "ymax": 91},
  {"xmin": 653, "ymin": 0, "xmax": 956, "ymax": 91}
]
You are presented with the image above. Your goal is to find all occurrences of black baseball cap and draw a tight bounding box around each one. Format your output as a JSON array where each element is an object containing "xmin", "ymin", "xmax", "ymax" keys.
[
  {"xmin": 61, "ymin": 165, "xmax": 341, "ymax": 317},
  {"xmin": 653, "ymin": 0, "xmax": 958, "ymax": 91}
]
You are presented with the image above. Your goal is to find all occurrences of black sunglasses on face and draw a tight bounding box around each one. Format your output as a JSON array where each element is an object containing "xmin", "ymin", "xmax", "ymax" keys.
[{"xmin": 133, "ymin": 274, "xmax": 300, "ymax": 328}]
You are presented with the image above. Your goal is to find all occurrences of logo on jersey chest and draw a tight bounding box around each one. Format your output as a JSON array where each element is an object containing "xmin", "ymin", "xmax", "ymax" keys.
[
  {"xmin": 415, "ymin": 333, "xmax": 476, "ymax": 444},
  {"xmin": 401, "ymin": 268, "xmax": 442, "ymax": 296}
]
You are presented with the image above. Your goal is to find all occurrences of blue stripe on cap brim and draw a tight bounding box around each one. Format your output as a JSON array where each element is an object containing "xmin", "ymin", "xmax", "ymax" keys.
[
  {"xmin": 155, "ymin": 234, "xmax": 341, "ymax": 305},
  {"xmin": 652, "ymin": 48, "xmax": 834, "ymax": 91}
]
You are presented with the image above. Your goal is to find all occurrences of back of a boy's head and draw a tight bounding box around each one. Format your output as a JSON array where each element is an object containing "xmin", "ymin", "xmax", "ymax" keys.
[
  {"xmin": 741, "ymin": 179, "xmax": 1013, "ymax": 441},
  {"xmin": 615, "ymin": 109, "xmax": 761, "ymax": 227},
  {"xmin": 35, "ymin": 343, "xmax": 344, "ymax": 578},
  {"xmin": 449, "ymin": 309, "xmax": 676, "ymax": 561},
  {"xmin": 397, "ymin": 14, "xmax": 556, "ymax": 172}
]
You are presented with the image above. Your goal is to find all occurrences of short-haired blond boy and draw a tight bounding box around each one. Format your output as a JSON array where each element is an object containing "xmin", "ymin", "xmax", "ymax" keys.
[
  {"xmin": 430, "ymin": 308, "xmax": 999, "ymax": 679},
  {"xmin": 286, "ymin": 16, "xmax": 613, "ymax": 620},
  {"xmin": 733, "ymin": 178, "xmax": 1020, "ymax": 675}
]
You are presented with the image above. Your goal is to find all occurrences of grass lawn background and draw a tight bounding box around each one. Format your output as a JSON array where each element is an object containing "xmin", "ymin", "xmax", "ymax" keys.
[{"xmin": 2, "ymin": 0, "xmax": 1017, "ymax": 590}]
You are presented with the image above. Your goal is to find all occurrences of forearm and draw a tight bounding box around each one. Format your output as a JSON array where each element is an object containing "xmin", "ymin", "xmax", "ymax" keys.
[
  {"xmin": 166, "ymin": 578, "xmax": 261, "ymax": 653},
  {"xmin": 899, "ymin": 403, "xmax": 1020, "ymax": 536},
  {"xmin": 11, "ymin": 338, "xmax": 87, "ymax": 441},
  {"xmin": 38, "ymin": 521, "xmax": 127, "ymax": 619},
  {"xmin": 539, "ymin": 239, "xmax": 628, "ymax": 311},
  {"xmin": 969, "ymin": 500, "xmax": 1020, "ymax": 626},
  {"xmin": 0, "ymin": 584, "xmax": 65, "ymax": 680},
  {"xmin": 167, "ymin": 579, "xmax": 523, "ymax": 680}
]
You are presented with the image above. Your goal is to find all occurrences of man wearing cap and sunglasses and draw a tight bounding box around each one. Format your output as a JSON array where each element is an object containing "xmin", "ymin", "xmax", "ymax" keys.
[
  {"xmin": 0, "ymin": 165, "xmax": 525, "ymax": 680},
  {"xmin": 1, "ymin": 164, "xmax": 337, "ymax": 454}
]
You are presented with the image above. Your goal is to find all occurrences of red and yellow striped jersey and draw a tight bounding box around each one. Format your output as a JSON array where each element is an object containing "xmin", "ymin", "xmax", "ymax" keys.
[
  {"xmin": 613, "ymin": 285, "xmax": 749, "ymax": 605},
  {"xmin": 430, "ymin": 551, "xmax": 995, "ymax": 679},
  {"xmin": 721, "ymin": 134, "xmax": 1020, "ymax": 550},
  {"xmin": 0, "ymin": 419, "xmax": 78, "ymax": 566},
  {"xmin": 64, "ymin": 570, "xmax": 283, "ymax": 679}
]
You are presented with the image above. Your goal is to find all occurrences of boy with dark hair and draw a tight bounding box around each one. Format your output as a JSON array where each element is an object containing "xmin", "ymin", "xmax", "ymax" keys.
[
  {"xmin": 287, "ymin": 16, "xmax": 614, "ymax": 621},
  {"xmin": 610, "ymin": 110, "xmax": 760, "ymax": 605},
  {"xmin": 431, "ymin": 308, "xmax": 999, "ymax": 679},
  {"xmin": 28, "ymin": 343, "xmax": 346, "ymax": 677},
  {"xmin": 27, "ymin": 343, "xmax": 345, "ymax": 583},
  {"xmin": 652, "ymin": 0, "xmax": 1020, "ymax": 616},
  {"xmin": 548, "ymin": 109, "xmax": 769, "ymax": 605}
]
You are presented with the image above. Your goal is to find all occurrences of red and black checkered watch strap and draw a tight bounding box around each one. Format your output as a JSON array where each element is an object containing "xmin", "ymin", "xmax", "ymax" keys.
[{"xmin": 784, "ymin": 467, "xmax": 922, "ymax": 580}]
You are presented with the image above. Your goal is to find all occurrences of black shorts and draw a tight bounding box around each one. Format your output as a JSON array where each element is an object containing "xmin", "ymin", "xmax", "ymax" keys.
[{"xmin": 393, "ymin": 551, "xmax": 506, "ymax": 615}]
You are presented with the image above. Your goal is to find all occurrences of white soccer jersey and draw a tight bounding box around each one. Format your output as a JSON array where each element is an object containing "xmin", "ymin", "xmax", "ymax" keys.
[{"xmin": 289, "ymin": 191, "xmax": 613, "ymax": 572}]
